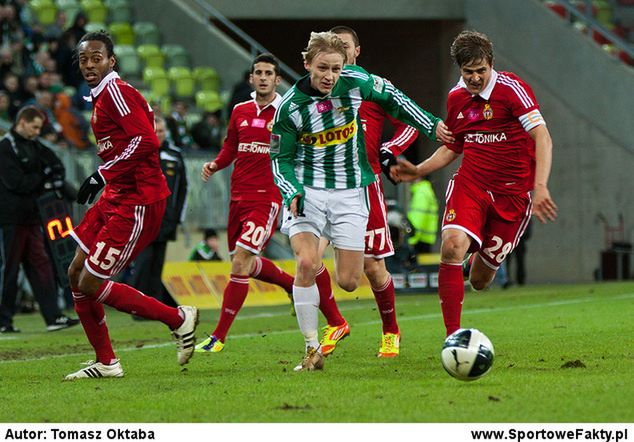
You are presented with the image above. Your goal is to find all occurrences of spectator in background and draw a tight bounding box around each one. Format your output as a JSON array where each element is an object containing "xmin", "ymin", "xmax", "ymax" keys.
[
  {"xmin": 35, "ymin": 89, "xmax": 62, "ymax": 137},
  {"xmin": 66, "ymin": 12, "xmax": 87, "ymax": 46},
  {"xmin": 226, "ymin": 70, "xmax": 252, "ymax": 118},
  {"xmin": 55, "ymin": 31, "xmax": 84, "ymax": 89},
  {"xmin": 129, "ymin": 116, "xmax": 188, "ymax": 308},
  {"xmin": 189, "ymin": 228, "xmax": 223, "ymax": 262},
  {"xmin": 44, "ymin": 10, "xmax": 67, "ymax": 40},
  {"xmin": 3, "ymin": 71, "xmax": 24, "ymax": 118},
  {"xmin": 0, "ymin": 90, "xmax": 10, "ymax": 120},
  {"xmin": 165, "ymin": 99, "xmax": 192, "ymax": 147},
  {"xmin": 18, "ymin": 74, "xmax": 38, "ymax": 107},
  {"xmin": 54, "ymin": 92, "xmax": 90, "ymax": 149},
  {"xmin": 0, "ymin": 46, "xmax": 15, "ymax": 80},
  {"xmin": 0, "ymin": 105, "xmax": 79, "ymax": 333},
  {"xmin": 406, "ymin": 177, "xmax": 439, "ymax": 254},
  {"xmin": 190, "ymin": 110, "xmax": 222, "ymax": 153}
]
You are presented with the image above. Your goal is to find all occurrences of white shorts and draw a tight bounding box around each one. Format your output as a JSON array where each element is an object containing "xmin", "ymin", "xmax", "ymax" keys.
[{"xmin": 281, "ymin": 186, "xmax": 369, "ymax": 251}]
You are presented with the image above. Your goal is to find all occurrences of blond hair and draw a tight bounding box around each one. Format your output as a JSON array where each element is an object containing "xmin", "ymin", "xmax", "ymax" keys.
[{"xmin": 302, "ymin": 31, "xmax": 347, "ymax": 65}]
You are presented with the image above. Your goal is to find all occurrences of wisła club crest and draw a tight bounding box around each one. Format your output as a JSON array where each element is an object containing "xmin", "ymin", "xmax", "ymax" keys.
[{"xmin": 483, "ymin": 103, "xmax": 493, "ymax": 120}]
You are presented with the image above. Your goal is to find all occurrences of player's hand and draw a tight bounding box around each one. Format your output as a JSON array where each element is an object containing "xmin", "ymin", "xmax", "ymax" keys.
[
  {"xmin": 435, "ymin": 120, "xmax": 454, "ymax": 144},
  {"xmin": 77, "ymin": 171, "xmax": 105, "ymax": 205},
  {"xmin": 379, "ymin": 146, "xmax": 398, "ymax": 185},
  {"xmin": 532, "ymin": 185, "xmax": 558, "ymax": 223},
  {"xmin": 201, "ymin": 161, "xmax": 218, "ymax": 182},
  {"xmin": 290, "ymin": 194, "xmax": 304, "ymax": 218},
  {"xmin": 389, "ymin": 157, "xmax": 421, "ymax": 183}
]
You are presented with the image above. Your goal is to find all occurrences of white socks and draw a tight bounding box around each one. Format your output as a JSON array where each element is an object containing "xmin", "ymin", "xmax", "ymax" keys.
[{"xmin": 292, "ymin": 284, "xmax": 320, "ymax": 350}]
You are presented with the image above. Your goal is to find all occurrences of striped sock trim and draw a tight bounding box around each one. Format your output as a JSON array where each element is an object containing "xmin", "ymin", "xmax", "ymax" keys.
[{"xmin": 373, "ymin": 274, "xmax": 393, "ymax": 292}]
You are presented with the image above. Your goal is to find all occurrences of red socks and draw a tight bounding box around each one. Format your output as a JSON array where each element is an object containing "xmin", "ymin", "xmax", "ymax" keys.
[
  {"xmin": 212, "ymin": 274, "xmax": 250, "ymax": 341},
  {"xmin": 372, "ymin": 275, "xmax": 399, "ymax": 334},
  {"xmin": 95, "ymin": 281, "xmax": 183, "ymax": 330},
  {"xmin": 72, "ymin": 289, "xmax": 116, "ymax": 365},
  {"xmin": 251, "ymin": 257, "xmax": 294, "ymax": 294},
  {"xmin": 438, "ymin": 262, "xmax": 465, "ymax": 336},
  {"xmin": 315, "ymin": 264, "xmax": 345, "ymax": 327}
]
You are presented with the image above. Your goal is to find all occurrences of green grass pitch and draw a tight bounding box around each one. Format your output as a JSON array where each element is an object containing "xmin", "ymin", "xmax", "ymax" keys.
[{"xmin": 1, "ymin": 281, "xmax": 632, "ymax": 423}]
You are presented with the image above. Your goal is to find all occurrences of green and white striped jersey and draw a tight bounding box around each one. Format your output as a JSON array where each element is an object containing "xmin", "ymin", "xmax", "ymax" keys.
[{"xmin": 270, "ymin": 64, "xmax": 440, "ymax": 208}]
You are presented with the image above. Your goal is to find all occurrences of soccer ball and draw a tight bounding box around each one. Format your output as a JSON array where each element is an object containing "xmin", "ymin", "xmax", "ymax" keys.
[{"xmin": 441, "ymin": 328, "xmax": 494, "ymax": 381}]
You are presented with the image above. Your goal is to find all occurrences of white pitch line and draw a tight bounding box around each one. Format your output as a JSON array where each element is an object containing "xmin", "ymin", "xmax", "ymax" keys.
[{"xmin": 1, "ymin": 292, "xmax": 632, "ymax": 365}]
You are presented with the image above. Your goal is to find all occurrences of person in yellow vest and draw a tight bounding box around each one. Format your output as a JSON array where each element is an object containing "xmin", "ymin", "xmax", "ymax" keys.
[{"xmin": 407, "ymin": 178, "xmax": 439, "ymax": 254}]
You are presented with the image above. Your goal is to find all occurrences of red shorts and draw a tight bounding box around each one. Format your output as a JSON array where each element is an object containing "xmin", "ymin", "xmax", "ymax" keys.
[
  {"xmin": 442, "ymin": 175, "xmax": 532, "ymax": 269},
  {"xmin": 364, "ymin": 176, "xmax": 394, "ymax": 258},
  {"xmin": 70, "ymin": 198, "xmax": 166, "ymax": 279},
  {"xmin": 227, "ymin": 199, "xmax": 281, "ymax": 255}
]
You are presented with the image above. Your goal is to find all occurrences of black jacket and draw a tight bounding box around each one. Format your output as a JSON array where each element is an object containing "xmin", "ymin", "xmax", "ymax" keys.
[
  {"xmin": 0, "ymin": 130, "xmax": 64, "ymax": 225},
  {"xmin": 156, "ymin": 140, "xmax": 188, "ymax": 242}
]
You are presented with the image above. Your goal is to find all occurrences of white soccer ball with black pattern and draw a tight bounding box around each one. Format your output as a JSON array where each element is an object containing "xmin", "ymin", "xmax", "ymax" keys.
[{"xmin": 441, "ymin": 328, "xmax": 495, "ymax": 381}]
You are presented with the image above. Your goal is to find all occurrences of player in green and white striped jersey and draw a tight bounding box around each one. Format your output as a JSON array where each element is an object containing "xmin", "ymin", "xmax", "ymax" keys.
[{"xmin": 270, "ymin": 31, "xmax": 452, "ymax": 371}]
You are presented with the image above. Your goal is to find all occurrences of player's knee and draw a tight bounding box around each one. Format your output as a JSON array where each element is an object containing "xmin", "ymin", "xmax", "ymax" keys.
[
  {"xmin": 231, "ymin": 251, "xmax": 254, "ymax": 276},
  {"xmin": 336, "ymin": 273, "xmax": 361, "ymax": 292},
  {"xmin": 77, "ymin": 272, "xmax": 101, "ymax": 297},
  {"xmin": 441, "ymin": 239, "xmax": 467, "ymax": 262},
  {"xmin": 295, "ymin": 256, "xmax": 318, "ymax": 281},
  {"xmin": 338, "ymin": 279, "xmax": 359, "ymax": 292},
  {"xmin": 469, "ymin": 272, "xmax": 494, "ymax": 291},
  {"xmin": 364, "ymin": 263, "xmax": 387, "ymax": 288}
]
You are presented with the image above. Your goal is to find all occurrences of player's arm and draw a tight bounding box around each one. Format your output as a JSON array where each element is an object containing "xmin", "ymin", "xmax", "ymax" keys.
[
  {"xmin": 270, "ymin": 116, "xmax": 304, "ymax": 216},
  {"xmin": 390, "ymin": 145, "xmax": 459, "ymax": 183},
  {"xmin": 358, "ymin": 70, "xmax": 453, "ymax": 144},
  {"xmin": 97, "ymin": 93, "xmax": 161, "ymax": 183},
  {"xmin": 379, "ymin": 115, "xmax": 418, "ymax": 183},
  {"xmin": 77, "ymin": 88, "xmax": 160, "ymax": 204},
  {"xmin": 529, "ymin": 124, "xmax": 557, "ymax": 223},
  {"xmin": 202, "ymin": 111, "xmax": 238, "ymax": 182},
  {"xmin": 382, "ymin": 115, "xmax": 418, "ymax": 157}
]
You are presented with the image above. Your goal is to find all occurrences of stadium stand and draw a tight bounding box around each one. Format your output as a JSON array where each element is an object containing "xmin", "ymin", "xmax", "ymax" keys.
[
  {"xmin": 114, "ymin": 44, "xmax": 142, "ymax": 78},
  {"xmin": 168, "ymin": 66, "xmax": 195, "ymax": 99},
  {"xmin": 80, "ymin": 0, "xmax": 107, "ymax": 23},
  {"xmin": 109, "ymin": 22, "xmax": 135, "ymax": 45},
  {"xmin": 133, "ymin": 21, "xmax": 161, "ymax": 45},
  {"xmin": 137, "ymin": 44, "xmax": 165, "ymax": 68}
]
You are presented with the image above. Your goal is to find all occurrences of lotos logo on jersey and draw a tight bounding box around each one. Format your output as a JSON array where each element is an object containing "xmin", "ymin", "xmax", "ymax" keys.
[
  {"xmin": 445, "ymin": 209, "xmax": 456, "ymax": 222},
  {"xmin": 238, "ymin": 142, "xmax": 270, "ymax": 154},
  {"xmin": 299, "ymin": 120, "xmax": 357, "ymax": 148},
  {"xmin": 96, "ymin": 137, "xmax": 113, "ymax": 153},
  {"xmin": 464, "ymin": 132, "xmax": 507, "ymax": 144}
]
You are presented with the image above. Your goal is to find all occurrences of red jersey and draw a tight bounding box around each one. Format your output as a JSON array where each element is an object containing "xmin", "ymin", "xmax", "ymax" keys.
[
  {"xmin": 214, "ymin": 93, "xmax": 282, "ymax": 202},
  {"xmin": 89, "ymin": 71, "xmax": 169, "ymax": 205},
  {"xmin": 360, "ymin": 101, "xmax": 418, "ymax": 174},
  {"xmin": 445, "ymin": 70, "xmax": 545, "ymax": 195}
]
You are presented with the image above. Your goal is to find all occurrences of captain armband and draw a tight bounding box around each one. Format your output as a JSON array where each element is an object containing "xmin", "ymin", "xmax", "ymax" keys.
[{"xmin": 519, "ymin": 110, "xmax": 545, "ymax": 132}]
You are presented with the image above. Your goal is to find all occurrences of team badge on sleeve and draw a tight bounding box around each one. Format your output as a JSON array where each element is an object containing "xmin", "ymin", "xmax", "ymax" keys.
[
  {"xmin": 270, "ymin": 133, "xmax": 280, "ymax": 154},
  {"xmin": 371, "ymin": 75, "xmax": 385, "ymax": 93}
]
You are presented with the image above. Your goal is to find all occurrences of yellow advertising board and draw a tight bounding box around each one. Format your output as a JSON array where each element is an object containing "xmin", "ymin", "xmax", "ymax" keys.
[{"xmin": 162, "ymin": 259, "xmax": 375, "ymax": 310}]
